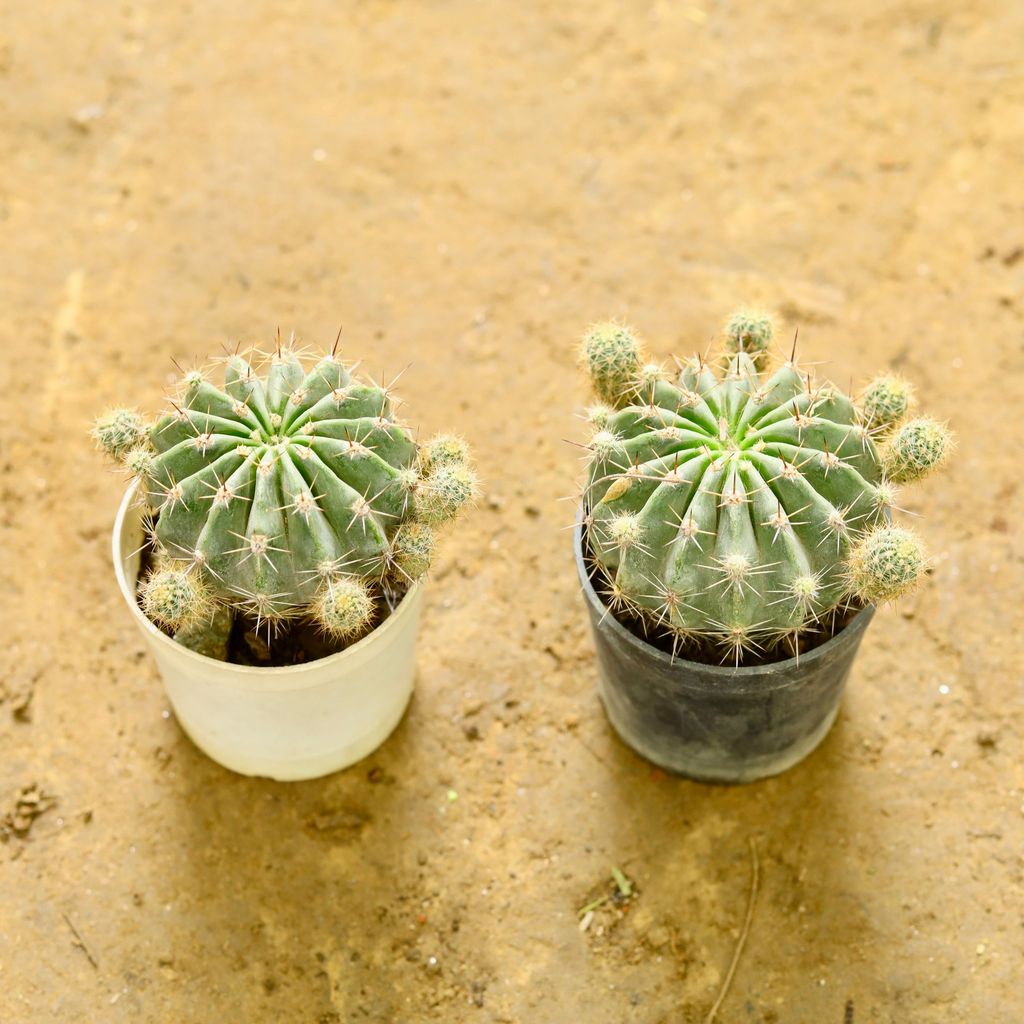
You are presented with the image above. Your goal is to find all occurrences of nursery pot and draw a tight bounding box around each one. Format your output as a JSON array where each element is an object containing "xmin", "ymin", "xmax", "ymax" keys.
[
  {"xmin": 574, "ymin": 519, "xmax": 874, "ymax": 784},
  {"xmin": 112, "ymin": 485, "xmax": 423, "ymax": 781}
]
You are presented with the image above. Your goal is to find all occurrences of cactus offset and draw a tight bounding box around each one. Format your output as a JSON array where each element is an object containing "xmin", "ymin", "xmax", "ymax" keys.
[
  {"xmin": 97, "ymin": 332, "xmax": 476, "ymax": 657},
  {"xmin": 847, "ymin": 527, "xmax": 928, "ymax": 603},
  {"xmin": 389, "ymin": 522, "xmax": 436, "ymax": 581},
  {"xmin": 579, "ymin": 312, "xmax": 952, "ymax": 663},
  {"xmin": 580, "ymin": 323, "xmax": 642, "ymax": 406},
  {"xmin": 140, "ymin": 566, "xmax": 211, "ymax": 631},
  {"xmin": 421, "ymin": 433, "xmax": 472, "ymax": 471},
  {"xmin": 883, "ymin": 417, "xmax": 953, "ymax": 482},
  {"xmin": 312, "ymin": 576, "xmax": 376, "ymax": 641},
  {"xmin": 416, "ymin": 462, "xmax": 478, "ymax": 523},
  {"xmin": 93, "ymin": 409, "xmax": 150, "ymax": 458},
  {"xmin": 859, "ymin": 374, "xmax": 915, "ymax": 433},
  {"xmin": 723, "ymin": 310, "xmax": 774, "ymax": 367}
]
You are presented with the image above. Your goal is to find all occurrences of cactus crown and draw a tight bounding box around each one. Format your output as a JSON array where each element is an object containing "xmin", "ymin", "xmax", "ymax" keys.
[
  {"xmin": 579, "ymin": 312, "xmax": 952, "ymax": 664},
  {"xmin": 98, "ymin": 332, "xmax": 476, "ymax": 656}
]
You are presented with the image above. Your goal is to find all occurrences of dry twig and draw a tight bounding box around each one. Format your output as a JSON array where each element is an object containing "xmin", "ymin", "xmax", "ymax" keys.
[
  {"xmin": 705, "ymin": 837, "xmax": 760, "ymax": 1024},
  {"xmin": 62, "ymin": 912, "xmax": 98, "ymax": 969}
]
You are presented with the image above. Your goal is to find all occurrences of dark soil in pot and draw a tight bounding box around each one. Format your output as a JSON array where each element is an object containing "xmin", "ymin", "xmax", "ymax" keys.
[{"xmin": 134, "ymin": 533, "xmax": 409, "ymax": 668}]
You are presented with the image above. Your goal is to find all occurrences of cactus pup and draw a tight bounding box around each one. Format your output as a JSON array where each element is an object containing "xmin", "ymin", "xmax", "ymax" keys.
[
  {"xmin": 578, "ymin": 312, "xmax": 952, "ymax": 666},
  {"xmin": 96, "ymin": 331, "xmax": 477, "ymax": 661}
]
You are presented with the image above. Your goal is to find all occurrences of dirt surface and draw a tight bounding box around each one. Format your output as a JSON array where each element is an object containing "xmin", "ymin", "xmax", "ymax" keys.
[{"xmin": 2, "ymin": 2, "xmax": 1023, "ymax": 1021}]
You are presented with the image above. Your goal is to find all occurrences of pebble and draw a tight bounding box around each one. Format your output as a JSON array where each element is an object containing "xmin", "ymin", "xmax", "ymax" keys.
[{"xmin": 71, "ymin": 103, "xmax": 104, "ymax": 130}]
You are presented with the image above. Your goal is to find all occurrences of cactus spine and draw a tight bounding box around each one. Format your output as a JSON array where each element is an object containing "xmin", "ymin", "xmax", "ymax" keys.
[
  {"xmin": 579, "ymin": 313, "xmax": 952, "ymax": 663},
  {"xmin": 97, "ymin": 332, "xmax": 476, "ymax": 656}
]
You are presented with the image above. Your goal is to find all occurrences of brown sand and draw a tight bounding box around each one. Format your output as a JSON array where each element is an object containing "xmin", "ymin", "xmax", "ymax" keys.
[{"xmin": 2, "ymin": 2, "xmax": 1023, "ymax": 1021}]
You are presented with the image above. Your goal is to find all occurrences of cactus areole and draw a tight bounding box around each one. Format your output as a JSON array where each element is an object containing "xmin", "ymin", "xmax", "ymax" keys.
[
  {"xmin": 95, "ymin": 333, "xmax": 476, "ymax": 661},
  {"xmin": 578, "ymin": 314, "xmax": 952, "ymax": 667}
]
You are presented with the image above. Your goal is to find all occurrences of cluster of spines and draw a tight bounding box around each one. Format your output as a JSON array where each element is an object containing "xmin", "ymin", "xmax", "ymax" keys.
[
  {"xmin": 578, "ymin": 312, "xmax": 953, "ymax": 664},
  {"xmin": 95, "ymin": 336, "xmax": 477, "ymax": 653}
]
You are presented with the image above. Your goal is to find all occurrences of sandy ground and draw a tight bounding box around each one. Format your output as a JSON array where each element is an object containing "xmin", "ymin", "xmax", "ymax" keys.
[{"xmin": 3, "ymin": 2, "xmax": 1024, "ymax": 1021}]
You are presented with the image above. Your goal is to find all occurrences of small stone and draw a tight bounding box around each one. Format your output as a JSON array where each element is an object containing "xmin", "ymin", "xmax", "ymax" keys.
[{"xmin": 71, "ymin": 103, "xmax": 105, "ymax": 130}]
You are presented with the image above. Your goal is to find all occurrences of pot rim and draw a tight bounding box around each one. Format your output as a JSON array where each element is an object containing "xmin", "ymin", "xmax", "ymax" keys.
[
  {"xmin": 113, "ymin": 481, "xmax": 423, "ymax": 681},
  {"xmin": 573, "ymin": 511, "xmax": 874, "ymax": 680}
]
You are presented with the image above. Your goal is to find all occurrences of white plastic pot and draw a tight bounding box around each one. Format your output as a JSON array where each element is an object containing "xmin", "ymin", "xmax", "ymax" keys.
[{"xmin": 112, "ymin": 485, "xmax": 423, "ymax": 781}]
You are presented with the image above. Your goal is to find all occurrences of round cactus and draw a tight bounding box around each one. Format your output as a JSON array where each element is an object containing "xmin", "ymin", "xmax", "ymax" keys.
[
  {"xmin": 416, "ymin": 461, "xmax": 478, "ymax": 524},
  {"xmin": 141, "ymin": 346, "xmax": 427, "ymax": 617},
  {"xmin": 580, "ymin": 312, "xmax": 952, "ymax": 662},
  {"xmin": 847, "ymin": 526, "xmax": 927, "ymax": 602},
  {"xmin": 580, "ymin": 323, "xmax": 643, "ymax": 407},
  {"xmin": 883, "ymin": 417, "xmax": 952, "ymax": 483},
  {"xmin": 860, "ymin": 375, "xmax": 915, "ymax": 433},
  {"xmin": 312, "ymin": 576, "xmax": 375, "ymax": 639},
  {"xmin": 96, "ymin": 335, "xmax": 475, "ymax": 657},
  {"xmin": 140, "ymin": 567, "xmax": 211, "ymax": 630}
]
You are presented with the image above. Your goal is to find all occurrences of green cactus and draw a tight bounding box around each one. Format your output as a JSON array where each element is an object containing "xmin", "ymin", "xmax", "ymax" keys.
[
  {"xmin": 140, "ymin": 566, "xmax": 211, "ymax": 631},
  {"xmin": 724, "ymin": 310, "xmax": 774, "ymax": 366},
  {"xmin": 883, "ymin": 417, "xmax": 953, "ymax": 482},
  {"xmin": 93, "ymin": 409, "xmax": 150, "ymax": 458},
  {"xmin": 389, "ymin": 522, "xmax": 436, "ymax": 581},
  {"xmin": 847, "ymin": 527, "xmax": 928, "ymax": 603},
  {"xmin": 312, "ymin": 576, "xmax": 376, "ymax": 641},
  {"xmin": 579, "ymin": 313, "xmax": 952, "ymax": 663},
  {"xmin": 416, "ymin": 462, "xmax": 479, "ymax": 523},
  {"xmin": 859, "ymin": 374, "xmax": 915, "ymax": 433},
  {"xmin": 97, "ymin": 334, "xmax": 476, "ymax": 657},
  {"xmin": 421, "ymin": 433, "xmax": 472, "ymax": 471},
  {"xmin": 580, "ymin": 323, "xmax": 642, "ymax": 407}
]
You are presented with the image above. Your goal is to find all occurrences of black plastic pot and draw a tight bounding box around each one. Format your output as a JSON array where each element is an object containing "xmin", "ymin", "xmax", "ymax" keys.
[{"xmin": 574, "ymin": 520, "xmax": 875, "ymax": 784}]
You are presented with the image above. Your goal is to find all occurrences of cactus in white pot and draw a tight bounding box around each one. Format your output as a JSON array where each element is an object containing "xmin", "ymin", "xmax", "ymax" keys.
[{"xmin": 96, "ymin": 331, "xmax": 476, "ymax": 661}]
